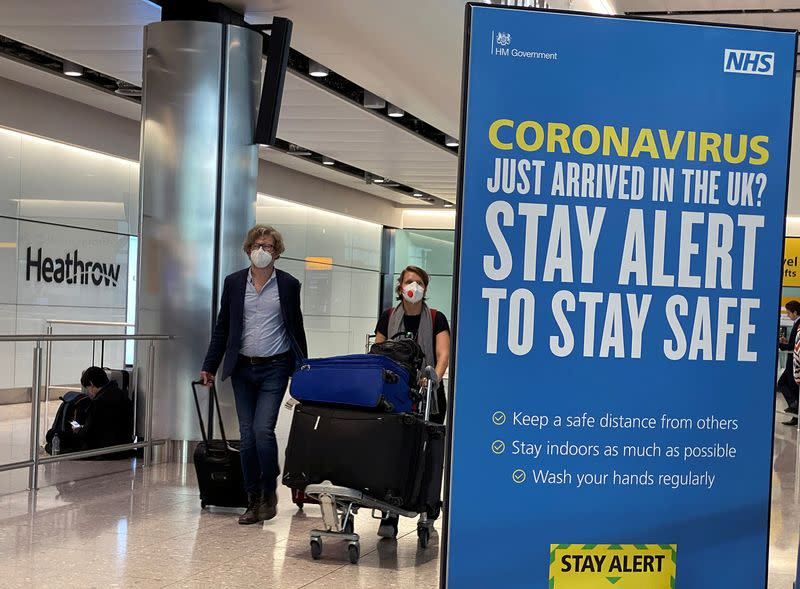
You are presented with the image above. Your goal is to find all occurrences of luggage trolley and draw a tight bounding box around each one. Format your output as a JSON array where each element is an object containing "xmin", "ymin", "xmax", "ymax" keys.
[{"xmin": 303, "ymin": 365, "xmax": 439, "ymax": 564}]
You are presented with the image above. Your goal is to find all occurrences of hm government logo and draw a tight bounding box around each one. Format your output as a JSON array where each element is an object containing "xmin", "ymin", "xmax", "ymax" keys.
[{"xmin": 491, "ymin": 29, "xmax": 558, "ymax": 62}]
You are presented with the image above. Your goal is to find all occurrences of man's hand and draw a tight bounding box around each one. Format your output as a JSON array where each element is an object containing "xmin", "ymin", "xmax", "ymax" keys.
[
  {"xmin": 780, "ymin": 336, "xmax": 788, "ymax": 345},
  {"xmin": 200, "ymin": 371, "xmax": 215, "ymax": 386}
]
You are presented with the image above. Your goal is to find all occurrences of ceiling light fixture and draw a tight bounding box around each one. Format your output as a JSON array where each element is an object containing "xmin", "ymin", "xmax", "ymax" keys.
[
  {"xmin": 373, "ymin": 176, "xmax": 385, "ymax": 184},
  {"xmin": 413, "ymin": 191, "xmax": 424, "ymax": 198},
  {"xmin": 308, "ymin": 60, "xmax": 329, "ymax": 78},
  {"xmin": 63, "ymin": 61, "xmax": 84, "ymax": 77},
  {"xmin": 289, "ymin": 144, "xmax": 312, "ymax": 156},
  {"xmin": 387, "ymin": 104, "xmax": 404, "ymax": 118},
  {"xmin": 363, "ymin": 91, "xmax": 386, "ymax": 109},
  {"xmin": 322, "ymin": 156, "xmax": 335, "ymax": 165},
  {"xmin": 115, "ymin": 82, "xmax": 142, "ymax": 97},
  {"xmin": 445, "ymin": 135, "xmax": 459, "ymax": 147},
  {"xmin": 444, "ymin": 203, "xmax": 454, "ymax": 208}
]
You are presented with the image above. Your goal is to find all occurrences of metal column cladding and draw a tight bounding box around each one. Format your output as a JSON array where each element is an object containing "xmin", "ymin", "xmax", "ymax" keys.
[{"xmin": 137, "ymin": 21, "xmax": 262, "ymax": 442}]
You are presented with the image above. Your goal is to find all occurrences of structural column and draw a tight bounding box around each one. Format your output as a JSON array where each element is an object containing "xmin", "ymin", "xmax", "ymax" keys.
[{"xmin": 136, "ymin": 20, "xmax": 262, "ymax": 443}]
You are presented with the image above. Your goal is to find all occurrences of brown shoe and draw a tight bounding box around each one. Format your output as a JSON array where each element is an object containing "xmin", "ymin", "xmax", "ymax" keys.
[
  {"xmin": 239, "ymin": 494, "xmax": 266, "ymax": 525},
  {"xmin": 262, "ymin": 491, "xmax": 278, "ymax": 521}
]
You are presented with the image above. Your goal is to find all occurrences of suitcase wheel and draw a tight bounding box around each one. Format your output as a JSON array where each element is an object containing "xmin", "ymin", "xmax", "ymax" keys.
[
  {"xmin": 200, "ymin": 501, "xmax": 207, "ymax": 510},
  {"xmin": 295, "ymin": 501, "xmax": 304, "ymax": 510},
  {"xmin": 348, "ymin": 542, "xmax": 360, "ymax": 564},
  {"xmin": 310, "ymin": 538, "xmax": 322, "ymax": 560},
  {"xmin": 417, "ymin": 525, "xmax": 430, "ymax": 549}
]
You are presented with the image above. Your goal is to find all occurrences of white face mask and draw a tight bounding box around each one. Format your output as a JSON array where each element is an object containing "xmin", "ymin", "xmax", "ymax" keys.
[
  {"xmin": 250, "ymin": 247, "xmax": 273, "ymax": 269},
  {"xmin": 402, "ymin": 282, "xmax": 424, "ymax": 304}
]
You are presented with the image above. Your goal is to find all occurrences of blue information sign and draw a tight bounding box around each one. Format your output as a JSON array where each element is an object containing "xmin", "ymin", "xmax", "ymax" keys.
[{"xmin": 444, "ymin": 5, "xmax": 797, "ymax": 588}]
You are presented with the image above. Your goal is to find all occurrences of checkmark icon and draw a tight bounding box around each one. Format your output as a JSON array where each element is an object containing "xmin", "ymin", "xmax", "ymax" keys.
[
  {"xmin": 512, "ymin": 469, "xmax": 527, "ymax": 484},
  {"xmin": 492, "ymin": 440, "xmax": 505, "ymax": 454},
  {"xmin": 492, "ymin": 411, "xmax": 506, "ymax": 425}
]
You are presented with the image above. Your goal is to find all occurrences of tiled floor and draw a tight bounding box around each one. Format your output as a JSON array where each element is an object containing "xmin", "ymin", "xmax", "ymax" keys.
[
  {"xmin": 0, "ymin": 463, "xmax": 440, "ymax": 589},
  {"xmin": 0, "ymin": 402, "xmax": 798, "ymax": 587}
]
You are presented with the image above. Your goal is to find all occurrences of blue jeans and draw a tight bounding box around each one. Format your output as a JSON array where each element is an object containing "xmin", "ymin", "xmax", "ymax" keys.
[{"xmin": 230, "ymin": 354, "xmax": 293, "ymax": 494}]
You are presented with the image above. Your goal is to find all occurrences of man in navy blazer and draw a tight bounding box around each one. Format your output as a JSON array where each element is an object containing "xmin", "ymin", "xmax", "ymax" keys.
[{"xmin": 201, "ymin": 224, "xmax": 307, "ymax": 524}]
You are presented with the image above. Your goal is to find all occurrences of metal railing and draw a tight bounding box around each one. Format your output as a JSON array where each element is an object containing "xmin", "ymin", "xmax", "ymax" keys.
[
  {"xmin": 0, "ymin": 332, "xmax": 174, "ymax": 491},
  {"xmin": 42, "ymin": 320, "xmax": 135, "ymax": 439}
]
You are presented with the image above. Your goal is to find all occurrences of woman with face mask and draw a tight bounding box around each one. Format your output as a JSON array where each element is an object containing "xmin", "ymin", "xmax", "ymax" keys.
[
  {"xmin": 374, "ymin": 265, "xmax": 450, "ymax": 423},
  {"xmin": 374, "ymin": 265, "xmax": 450, "ymax": 538}
]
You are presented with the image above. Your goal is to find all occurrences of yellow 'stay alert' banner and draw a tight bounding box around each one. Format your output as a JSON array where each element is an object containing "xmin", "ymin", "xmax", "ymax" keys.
[{"xmin": 549, "ymin": 544, "xmax": 677, "ymax": 588}]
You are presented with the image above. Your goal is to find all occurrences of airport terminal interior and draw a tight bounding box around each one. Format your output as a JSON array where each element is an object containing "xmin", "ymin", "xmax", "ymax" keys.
[{"xmin": 0, "ymin": 0, "xmax": 800, "ymax": 587}]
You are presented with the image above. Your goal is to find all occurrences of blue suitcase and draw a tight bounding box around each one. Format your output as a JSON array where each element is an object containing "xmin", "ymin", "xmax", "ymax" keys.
[{"xmin": 290, "ymin": 354, "xmax": 413, "ymax": 413}]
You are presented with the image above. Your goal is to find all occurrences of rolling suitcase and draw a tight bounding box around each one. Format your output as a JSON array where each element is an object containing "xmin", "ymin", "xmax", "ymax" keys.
[
  {"xmin": 283, "ymin": 404, "xmax": 429, "ymax": 508},
  {"xmin": 289, "ymin": 354, "xmax": 413, "ymax": 413},
  {"xmin": 191, "ymin": 381, "xmax": 248, "ymax": 509}
]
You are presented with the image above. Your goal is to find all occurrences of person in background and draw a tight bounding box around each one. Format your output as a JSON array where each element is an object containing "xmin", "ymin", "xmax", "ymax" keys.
[
  {"xmin": 201, "ymin": 224, "xmax": 308, "ymax": 525},
  {"xmin": 794, "ymin": 336, "xmax": 800, "ymax": 405},
  {"xmin": 374, "ymin": 265, "xmax": 450, "ymax": 538},
  {"xmin": 74, "ymin": 367, "xmax": 133, "ymax": 450},
  {"xmin": 779, "ymin": 300, "xmax": 800, "ymax": 426}
]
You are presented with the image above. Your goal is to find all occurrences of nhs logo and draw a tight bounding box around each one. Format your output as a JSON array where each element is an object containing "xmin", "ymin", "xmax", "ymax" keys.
[{"xmin": 724, "ymin": 49, "xmax": 774, "ymax": 76}]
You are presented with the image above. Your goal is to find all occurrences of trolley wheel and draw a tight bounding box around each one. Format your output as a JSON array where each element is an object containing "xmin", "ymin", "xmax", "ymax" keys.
[
  {"xmin": 343, "ymin": 517, "xmax": 354, "ymax": 535},
  {"xmin": 200, "ymin": 501, "xmax": 207, "ymax": 510},
  {"xmin": 295, "ymin": 502, "xmax": 304, "ymax": 510},
  {"xmin": 417, "ymin": 526, "xmax": 430, "ymax": 549},
  {"xmin": 348, "ymin": 542, "xmax": 360, "ymax": 564},
  {"xmin": 310, "ymin": 538, "xmax": 322, "ymax": 560}
]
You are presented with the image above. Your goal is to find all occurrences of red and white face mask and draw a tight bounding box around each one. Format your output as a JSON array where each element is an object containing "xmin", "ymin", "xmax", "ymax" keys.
[{"xmin": 402, "ymin": 282, "xmax": 424, "ymax": 304}]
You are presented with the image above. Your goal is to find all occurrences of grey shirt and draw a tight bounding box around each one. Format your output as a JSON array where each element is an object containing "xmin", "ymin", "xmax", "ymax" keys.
[{"xmin": 239, "ymin": 270, "xmax": 290, "ymax": 358}]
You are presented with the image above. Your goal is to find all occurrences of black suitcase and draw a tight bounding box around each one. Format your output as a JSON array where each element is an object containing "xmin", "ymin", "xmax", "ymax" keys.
[
  {"xmin": 411, "ymin": 423, "xmax": 445, "ymax": 517},
  {"xmin": 191, "ymin": 381, "xmax": 248, "ymax": 509},
  {"xmin": 283, "ymin": 404, "xmax": 430, "ymax": 509}
]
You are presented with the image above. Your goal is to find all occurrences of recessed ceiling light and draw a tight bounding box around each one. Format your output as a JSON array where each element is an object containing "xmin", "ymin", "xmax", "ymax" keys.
[
  {"xmin": 63, "ymin": 61, "xmax": 84, "ymax": 77},
  {"xmin": 413, "ymin": 191, "xmax": 424, "ymax": 197},
  {"xmin": 387, "ymin": 104, "xmax": 404, "ymax": 118},
  {"xmin": 308, "ymin": 60, "xmax": 329, "ymax": 77},
  {"xmin": 445, "ymin": 135, "xmax": 459, "ymax": 147},
  {"xmin": 444, "ymin": 203, "xmax": 454, "ymax": 208},
  {"xmin": 373, "ymin": 177, "xmax": 385, "ymax": 184},
  {"xmin": 322, "ymin": 156, "xmax": 335, "ymax": 165},
  {"xmin": 363, "ymin": 91, "xmax": 386, "ymax": 109}
]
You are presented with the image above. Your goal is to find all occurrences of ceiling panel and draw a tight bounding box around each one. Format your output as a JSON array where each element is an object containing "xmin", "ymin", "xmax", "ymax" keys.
[
  {"xmin": 0, "ymin": 0, "xmax": 159, "ymax": 85},
  {"xmin": 0, "ymin": 0, "xmax": 458, "ymax": 205},
  {"xmin": 0, "ymin": 56, "xmax": 141, "ymax": 121},
  {"xmin": 238, "ymin": 0, "xmax": 467, "ymax": 138},
  {"xmin": 260, "ymin": 147, "xmax": 429, "ymax": 206},
  {"xmin": 278, "ymin": 73, "xmax": 457, "ymax": 202}
]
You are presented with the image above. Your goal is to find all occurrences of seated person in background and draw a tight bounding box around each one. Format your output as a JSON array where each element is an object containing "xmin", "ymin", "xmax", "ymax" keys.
[{"xmin": 73, "ymin": 367, "xmax": 134, "ymax": 451}]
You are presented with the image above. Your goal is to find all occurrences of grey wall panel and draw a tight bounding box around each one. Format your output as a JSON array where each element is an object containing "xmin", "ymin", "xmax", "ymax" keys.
[
  {"xmin": 0, "ymin": 76, "xmax": 140, "ymax": 161},
  {"xmin": 138, "ymin": 21, "xmax": 223, "ymax": 441}
]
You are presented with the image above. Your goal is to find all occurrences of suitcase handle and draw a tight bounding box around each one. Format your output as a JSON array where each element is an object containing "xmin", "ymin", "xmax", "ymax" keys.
[{"xmin": 191, "ymin": 380, "xmax": 231, "ymax": 446}]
